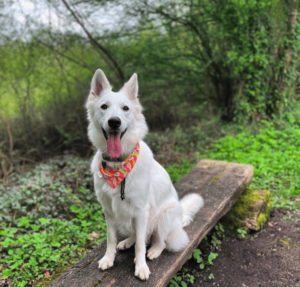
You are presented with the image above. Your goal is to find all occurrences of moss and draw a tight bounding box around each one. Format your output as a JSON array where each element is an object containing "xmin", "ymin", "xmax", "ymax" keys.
[
  {"xmin": 223, "ymin": 188, "xmax": 273, "ymax": 230},
  {"xmin": 257, "ymin": 200, "xmax": 273, "ymax": 229},
  {"xmin": 264, "ymin": 190, "xmax": 272, "ymax": 203},
  {"xmin": 34, "ymin": 266, "xmax": 71, "ymax": 287},
  {"xmin": 94, "ymin": 279, "xmax": 104, "ymax": 285},
  {"xmin": 225, "ymin": 189, "xmax": 258, "ymax": 221},
  {"xmin": 257, "ymin": 213, "xmax": 267, "ymax": 229},
  {"xmin": 212, "ymin": 169, "xmax": 226, "ymax": 183},
  {"xmin": 93, "ymin": 272, "xmax": 110, "ymax": 285}
]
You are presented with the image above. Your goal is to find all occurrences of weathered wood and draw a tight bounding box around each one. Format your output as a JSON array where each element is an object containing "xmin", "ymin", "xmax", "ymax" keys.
[{"xmin": 49, "ymin": 160, "xmax": 253, "ymax": 287}]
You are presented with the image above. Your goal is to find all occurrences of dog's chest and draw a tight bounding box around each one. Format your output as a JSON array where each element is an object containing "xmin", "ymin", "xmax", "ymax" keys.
[
  {"xmin": 112, "ymin": 197, "xmax": 135, "ymax": 218},
  {"xmin": 96, "ymin": 178, "xmax": 137, "ymax": 214},
  {"xmin": 109, "ymin": 196, "xmax": 137, "ymax": 235}
]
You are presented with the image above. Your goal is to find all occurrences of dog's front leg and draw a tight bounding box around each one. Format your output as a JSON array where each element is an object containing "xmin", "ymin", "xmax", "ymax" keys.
[
  {"xmin": 134, "ymin": 206, "xmax": 151, "ymax": 280},
  {"xmin": 98, "ymin": 217, "xmax": 117, "ymax": 270}
]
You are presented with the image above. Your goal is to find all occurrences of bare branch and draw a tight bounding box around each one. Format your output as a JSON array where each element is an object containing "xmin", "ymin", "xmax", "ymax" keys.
[{"xmin": 61, "ymin": 0, "xmax": 124, "ymax": 82}]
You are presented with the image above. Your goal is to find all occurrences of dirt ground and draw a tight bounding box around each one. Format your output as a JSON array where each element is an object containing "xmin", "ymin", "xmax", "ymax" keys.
[{"xmin": 182, "ymin": 208, "xmax": 300, "ymax": 287}]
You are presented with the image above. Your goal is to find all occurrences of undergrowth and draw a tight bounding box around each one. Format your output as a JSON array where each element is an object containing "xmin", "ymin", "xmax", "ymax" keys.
[
  {"xmin": 0, "ymin": 157, "xmax": 106, "ymax": 286},
  {"xmin": 169, "ymin": 223, "xmax": 224, "ymax": 287}
]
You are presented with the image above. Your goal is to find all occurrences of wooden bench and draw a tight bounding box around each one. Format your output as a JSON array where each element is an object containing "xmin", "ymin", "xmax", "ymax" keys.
[{"xmin": 49, "ymin": 160, "xmax": 253, "ymax": 287}]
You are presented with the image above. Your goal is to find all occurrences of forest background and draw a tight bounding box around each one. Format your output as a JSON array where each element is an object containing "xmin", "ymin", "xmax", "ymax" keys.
[{"xmin": 1, "ymin": 0, "xmax": 300, "ymax": 286}]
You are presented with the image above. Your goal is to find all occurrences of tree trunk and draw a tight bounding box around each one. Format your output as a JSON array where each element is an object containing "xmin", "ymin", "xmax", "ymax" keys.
[{"xmin": 277, "ymin": 0, "xmax": 298, "ymax": 100}]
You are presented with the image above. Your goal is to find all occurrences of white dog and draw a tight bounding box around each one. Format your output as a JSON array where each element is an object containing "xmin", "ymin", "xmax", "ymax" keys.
[{"xmin": 87, "ymin": 69, "xmax": 204, "ymax": 280}]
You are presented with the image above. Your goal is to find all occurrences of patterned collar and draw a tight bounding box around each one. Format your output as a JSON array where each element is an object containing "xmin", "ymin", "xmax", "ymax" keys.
[{"xmin": 98, "ymin": 142, "xmax": 140, "ymax": 189}]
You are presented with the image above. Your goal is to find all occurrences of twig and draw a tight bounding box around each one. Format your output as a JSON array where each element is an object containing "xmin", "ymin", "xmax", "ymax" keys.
[{"xmin": 257, "ymin": 237, "xmax": 279, "ymax": 248}]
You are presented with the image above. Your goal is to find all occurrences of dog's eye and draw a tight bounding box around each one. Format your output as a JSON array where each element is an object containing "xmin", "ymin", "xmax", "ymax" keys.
[
  {"xmin": 101, "ymin": 104, "xmax": 108, "ymax": 110},
  {"xmin": 123, "ymin": 106, "xmax": 129, "ymax": 111}
]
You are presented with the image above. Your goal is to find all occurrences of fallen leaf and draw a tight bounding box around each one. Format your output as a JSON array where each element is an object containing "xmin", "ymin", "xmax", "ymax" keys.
[
  {"xmin": 280, "ymin": 239, "xmax": 289, "ymax": 245},
  {"xmin": 89, "ymin": 232, "xmax": 100, "ymax": 240},
  {"xmin": 268, "ymin": 222, "xmax": 274, "ymax": 227},
  {"xmin": 90, "ymin": 232, "xmax": 99, "ymax": 238}
]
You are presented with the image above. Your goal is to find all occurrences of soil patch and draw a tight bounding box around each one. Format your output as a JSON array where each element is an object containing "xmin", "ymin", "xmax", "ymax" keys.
[{"xmin": 181, "ymin": 208, "xmax": 300, "ymax": 287}]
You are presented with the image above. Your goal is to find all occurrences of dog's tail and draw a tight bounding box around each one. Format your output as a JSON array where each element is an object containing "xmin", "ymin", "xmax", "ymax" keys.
[{"xmin": 180, "ymin": 194, "xmax": 204, "ymax": 227}]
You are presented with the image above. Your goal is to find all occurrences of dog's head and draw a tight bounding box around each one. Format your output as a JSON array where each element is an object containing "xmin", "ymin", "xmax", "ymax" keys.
[{"xmin": 86, "ymin": 69, "xmax": 148, "ymax": 158}]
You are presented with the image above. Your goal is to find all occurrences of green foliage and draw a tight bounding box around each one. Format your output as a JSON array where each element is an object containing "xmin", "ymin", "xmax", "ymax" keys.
[
  {"xmin": 208, "ymin": 273, "xmax": 215, "ymax": 280},
  {"xmin": 205, "ymin": 121, "xmax": 300, "ymax": 210},
  {"xmin": 2, "ymin": 0, "xmax": 300, "ymax": 164},
  {"xmin": 0, "ymin": 157, "xmax": 106, "ymax": 286},
  {"xmin": 237, "ymin": 229, "xmax": 247, "ymax": 238},
  {"xmin": 145, "ymin": 125, "xmax": 206, "ymax": 155},
  {"xmin": 192, "ymin": 249, "xmax": 203, "ymax": 264},
  {"xmin": 207, "ymin": 253, "xmax": 218, "ymax": 265},
  {"xmin": 126, "ymin": 0, "xmax": 300, "ymax": 121},
  {"xmin": 166, "ymin": 159, "xmax": 194, "ymax": 184},
  {"xmin": 170, "ymin": 273, "xmax": 195, "ymax": 287},
  {"xmin": 172, "ymin": 223, "xmax": 225, "ymax": 285},
  {"xmin": 0, "ymin": 39, "xmax": 97, "ymax": 160}
]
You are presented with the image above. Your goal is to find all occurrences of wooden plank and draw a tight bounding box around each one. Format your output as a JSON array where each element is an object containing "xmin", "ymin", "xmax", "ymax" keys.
[{"xmin": 49, "ymin": 160, "xmax": 253, "ymax": 287}]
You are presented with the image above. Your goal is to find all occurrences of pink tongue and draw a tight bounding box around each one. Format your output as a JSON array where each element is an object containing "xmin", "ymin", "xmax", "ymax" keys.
[{"xmin": 107, "ymin": 133, "xmax": 122, "ymax": 158}]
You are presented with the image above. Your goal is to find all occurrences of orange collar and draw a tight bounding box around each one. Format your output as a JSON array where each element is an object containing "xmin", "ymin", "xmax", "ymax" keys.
[{"xmin": 99, "ymin": 143, "xmax": 140, "ymax": 189}]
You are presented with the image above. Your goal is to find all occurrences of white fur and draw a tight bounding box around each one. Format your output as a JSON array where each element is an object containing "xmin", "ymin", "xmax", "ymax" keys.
[{"xmin": 87, "ymin": 69, "xmax": 204, "ymax": 280}]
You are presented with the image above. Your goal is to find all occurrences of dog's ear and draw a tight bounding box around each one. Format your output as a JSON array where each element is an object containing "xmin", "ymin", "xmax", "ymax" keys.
[
  {"xmin": 124, "ymin": 73, "xmax": 138, "ymax": 100},
  {"xmin": 91, "ymin": 69, "xmax": 111, "ymax": 97}
]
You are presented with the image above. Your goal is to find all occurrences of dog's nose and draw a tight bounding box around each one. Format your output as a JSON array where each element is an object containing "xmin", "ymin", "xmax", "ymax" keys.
[{"xmin": 108, "ymin": 117, "xmax": 121, "ymax": 129}]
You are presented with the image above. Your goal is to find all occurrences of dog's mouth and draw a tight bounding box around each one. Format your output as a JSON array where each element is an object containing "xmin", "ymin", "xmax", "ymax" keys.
[{"xmin": 102, "ymin": 128, "xmax": 127, "ymax": 158}]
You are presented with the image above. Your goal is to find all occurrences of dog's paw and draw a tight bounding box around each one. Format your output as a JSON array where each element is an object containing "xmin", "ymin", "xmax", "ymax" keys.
[
  {"xmin": 135, "ymin": 262, "xmax": 150, "ymax": 280},
  {"xmin": 182, "ymin": 216, "xmax": 192, "ymax": 227},
  {"xmin": 117, "ymin": 237, "xmax": 135, "ymax": 250},
  {"xmin": 147, "ymin": 244, "xmax": 164, "ymax": 260},
  {"xmin": 98, "ymin": 256, "xmax": 114, "ymax": 270}
]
